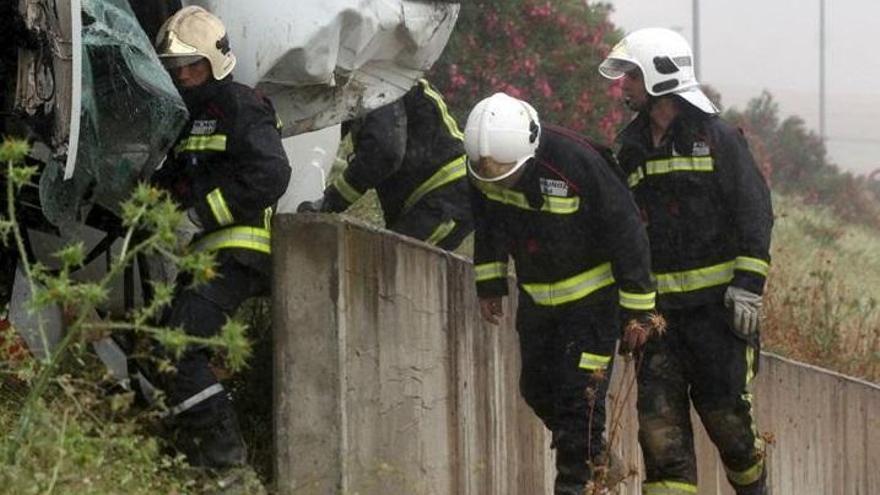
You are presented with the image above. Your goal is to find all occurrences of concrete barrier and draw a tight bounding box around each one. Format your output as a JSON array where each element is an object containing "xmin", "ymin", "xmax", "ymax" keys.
[{"xmin": 272, "ymin": 215, "xmax": 880, "ymax": 495}]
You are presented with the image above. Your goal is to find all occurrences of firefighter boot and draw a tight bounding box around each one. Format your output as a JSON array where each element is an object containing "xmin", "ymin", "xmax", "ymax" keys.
[
  {"xmin": 174, "ymin": 403, "xmax": 247, "ymax": 469},
  {"xmin": 591, "ymin": 451, "xmax": 628, "ymax": 490},
  {"xmin": 733, "ymin": 466, "xmax": 768, "ymax": 495},
  {"xmin": 205, "ymin": 465, "xmax": 268, "ymax": 495},
  {"xmin": 555, "ymin": 446, "xmax": 590, "ymax": 495}
]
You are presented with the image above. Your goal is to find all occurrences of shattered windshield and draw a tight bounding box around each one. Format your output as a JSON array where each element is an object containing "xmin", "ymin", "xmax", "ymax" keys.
[{"xmin": 39, "ymin": 0, "xmax": 187, "ymax": 227}]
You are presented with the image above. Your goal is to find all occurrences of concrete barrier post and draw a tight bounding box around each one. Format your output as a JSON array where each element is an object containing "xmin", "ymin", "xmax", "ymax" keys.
[{"xmin": 272, "ymin": 215, "xmax": 554, "ymax": 495}]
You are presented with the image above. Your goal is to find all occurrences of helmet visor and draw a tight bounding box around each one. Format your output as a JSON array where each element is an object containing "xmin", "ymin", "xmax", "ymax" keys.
[
  {"xmin": 160, "ymin": 55, "xmax": 206, "ymax": 70},
  {"xmin": 467, "ymin": 155, "xmax": 531, "ymax": 183},
  {"xmin": 599, "ymin": 58, "xmax": 638, "ymax": 79},
  {"xmin": 157, "ymin": 30, "xmax": 200, "ymax": 58},
  {"xmin": 676, "ymin": 87, "xmax": 719, "ymax": 114}
]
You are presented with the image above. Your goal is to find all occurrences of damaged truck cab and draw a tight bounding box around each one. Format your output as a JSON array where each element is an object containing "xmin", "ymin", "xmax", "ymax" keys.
[{"xmin": 1, "ymin": 0, "xmax": 459, "ymax": 356}]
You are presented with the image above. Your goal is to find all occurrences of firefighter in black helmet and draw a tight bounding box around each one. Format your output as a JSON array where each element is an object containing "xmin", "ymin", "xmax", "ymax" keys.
[{"xmin": 153, "ymin": 5, "xmax": 290, "ymax": 474}]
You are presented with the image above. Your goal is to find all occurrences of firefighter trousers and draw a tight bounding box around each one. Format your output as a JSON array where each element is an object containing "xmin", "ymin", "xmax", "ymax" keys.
[
  {"xmin": 515, "ymin": 293, "xmax": 618, "ymax": 492},
  {"xmin": 161, "ymin": 253, "xmax": 269, "ymax": 467},
  {"xmin": 637, "ymin": 302, "xmax": 767, "ymax": 495}
]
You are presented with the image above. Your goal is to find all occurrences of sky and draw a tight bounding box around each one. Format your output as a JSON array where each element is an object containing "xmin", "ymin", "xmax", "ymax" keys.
[{"xmin": 607, "ymin": 0, "xmax": 880, "ymax": 176}]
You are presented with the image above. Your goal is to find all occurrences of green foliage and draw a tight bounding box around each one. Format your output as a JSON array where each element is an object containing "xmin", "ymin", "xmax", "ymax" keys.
[
  {"xmin": 725, "ymin": 92, "xmax": 880, "ymax": 230},
  {"xmin": 431, "ymin": 0, "xmax": 624, "ymax": 142},
  {"xmin": 0, "ymin": 137, "xmax": 254, "ymax": 492}
]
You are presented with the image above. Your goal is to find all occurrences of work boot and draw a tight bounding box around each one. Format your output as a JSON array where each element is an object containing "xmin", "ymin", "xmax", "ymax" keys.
[
  {"xmin": 554, "ymin": 479, "xmax": 585, "ymax": 495},
  {"xmin": 204, "ymin": 465, "xmax": 268, "ymax": 495},
  {"xmin": 733, "ymin": 466, "xmax": 768, "ymax": 495},
  {"xmin": 174, "ymin": 406, "xmax": 247, "ymax": 468},
  {"xmin": 555, "ymin": 448, "xmax": 589, "ymax": 495},
  {"xmin": 590, "ymin": 451, "xmax": 628, "ymax": 489}
]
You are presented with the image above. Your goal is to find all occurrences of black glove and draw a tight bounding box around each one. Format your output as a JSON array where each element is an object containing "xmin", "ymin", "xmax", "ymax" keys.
[
  {"xmin": 618, "ymin": 309, "xmax": 656, "ymax": 356},
  {"xmin": 297, "ymin": 197, "xmax": 325, "ymax": 213}
]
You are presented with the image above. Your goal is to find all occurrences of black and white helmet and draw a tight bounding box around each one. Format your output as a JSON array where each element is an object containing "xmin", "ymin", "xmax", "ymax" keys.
[{"xmin": 599, "ymin": 27, "xmax": 718, "ymax": 114}]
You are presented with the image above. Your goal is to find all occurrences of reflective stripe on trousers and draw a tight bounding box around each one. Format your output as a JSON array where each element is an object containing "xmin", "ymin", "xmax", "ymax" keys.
[
  {"xmin": 643, "ymin": 480, "xmax": 698, "ymax": 495},
  {"xmin": 191, "ymin": 226, "xmax": 271, "ymax": 254}
]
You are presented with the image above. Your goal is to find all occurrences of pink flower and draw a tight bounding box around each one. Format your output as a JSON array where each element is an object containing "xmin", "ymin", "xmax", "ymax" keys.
[
  {"xmin": 607, "ymin": 80, "xmax": 623, "ymax": 100},
  {"xmin": 525, "ymin": 1, "xmax": 554, "ymax": 19},
  {"xmin": 556, "ymin": 14, "xmax": 569, "ymax": 28},
  {"xmin": 485, "ymin": 11, "xmax": 499, "ymax": 31},
  {"xmin": 537, "ymin": 78, "xmax": 554, "ymax": 98},
  {"xmin": 503, "ymin": 84, "xmax": 524, "ymax": 99},
  {"xmin": 449, "ymin": 64, "xmax": 467, "ymax": 90},
  {"xmin": 523, "ymin": 57, "xmax": 537, "ymax": 77},
  {"xmin": 599, "ymin": 109, "xmax": 624, "ymax": 142},
  {"xmin": 576, "ymin": 90, "xmax": 593, "ymax": 114}
]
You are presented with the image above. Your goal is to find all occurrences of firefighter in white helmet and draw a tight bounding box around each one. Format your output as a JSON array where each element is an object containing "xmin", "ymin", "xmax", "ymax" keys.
[
  {"xmin": 466, "ymin": 92, "xmax": 657, "ymax": 494},
  {"xmin": 600, "ymin": 28, "xmax": 773, "ymax": 495},
  {"xmin": 151, "ymin": 6, "xmax": 290, "ymax": 477}
]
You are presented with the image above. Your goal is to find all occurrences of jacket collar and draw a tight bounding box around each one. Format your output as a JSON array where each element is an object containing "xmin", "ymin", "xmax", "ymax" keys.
[{"xmin": 179, "ymin": 77, "xmax": 232, "ymax": 113}]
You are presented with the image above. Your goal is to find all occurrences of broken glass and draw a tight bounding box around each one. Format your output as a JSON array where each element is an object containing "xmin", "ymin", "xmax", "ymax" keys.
[{"xmin": 39, "ymin": 0, "xmax": 187, "ymax": 228}]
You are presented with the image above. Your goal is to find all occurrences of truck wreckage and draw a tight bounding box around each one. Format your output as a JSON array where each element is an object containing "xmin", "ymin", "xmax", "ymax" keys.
[{"xmin": 1, "ymin": 0, "xmax": 459, "ymax": 383}]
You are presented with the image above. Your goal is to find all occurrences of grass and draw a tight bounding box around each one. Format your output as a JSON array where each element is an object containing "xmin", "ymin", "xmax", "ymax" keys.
[
  {"xmin": 1, "ymin": 188, "xmax": 877, "ymax": 495},
  {"xmin": 763, "ymin": 192, "xmax": 880, "ymax": 382},
  {"xmin": 0, "ymin": 363, "xmax": 197, "ymax": 494}
]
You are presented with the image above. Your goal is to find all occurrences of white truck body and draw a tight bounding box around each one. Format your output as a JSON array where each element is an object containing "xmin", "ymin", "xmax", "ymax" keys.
[{"xmin": 184, "ymin": 0, "xmax": 460, "ymax": 136}]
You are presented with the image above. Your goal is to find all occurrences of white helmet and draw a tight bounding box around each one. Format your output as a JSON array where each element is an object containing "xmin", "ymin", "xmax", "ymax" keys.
[
  {"xmin": 599, "ymin": 27, "xmax": 717, "ymax": 114},
  {"xmin": 464, "ymin": 92, "xmax": 541, "ymax": 182},
  {"xmin": 155, "ymin": 6, "xmax": 236, "ymax": 80}
]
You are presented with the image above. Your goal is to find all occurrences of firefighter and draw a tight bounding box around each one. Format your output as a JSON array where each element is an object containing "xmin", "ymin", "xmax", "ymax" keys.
[
  {"xmin": 152, "ymin": 6, "xmax": 291, "ymax": 475},
  {"xmin": 599, "ymin": 28, "xmax": 773, "ymax": 495},
  {"xmin": 297, "ymin": 80, "xmax": 473, "ymax": 251},
  {"xmin": 465, "ymin": 92, "xmax": 656, "ymax": 494}
]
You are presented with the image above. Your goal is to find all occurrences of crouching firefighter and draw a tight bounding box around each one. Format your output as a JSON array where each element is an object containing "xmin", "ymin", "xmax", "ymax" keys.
[
  {"xmin": 599, "ymin": 28, "xmax": 774, "ymax": 495},
  {"xmin": 465, "ymin": 93, "xmax": 657, "ymax": 494},
  {"xmin": 298, "ymin": 79, "xmax": 473, "ymax": 251},
  {"xmin": 152, "ymin": 6, "xmax": 291, "ymax": 472}
]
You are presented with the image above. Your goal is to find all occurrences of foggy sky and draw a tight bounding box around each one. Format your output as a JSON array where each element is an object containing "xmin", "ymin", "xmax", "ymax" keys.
[{"xmin": 608, "ymin": 0, "xmax": 880, "ymax": 176}]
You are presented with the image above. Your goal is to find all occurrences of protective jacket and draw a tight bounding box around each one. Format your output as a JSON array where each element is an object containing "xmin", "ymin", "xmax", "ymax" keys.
[
  {"xmin": 323, "ymin": 79, "xmax": 471, "ymax": 236},
  {"xmin": 616, "ymin": 108, "xmax": 773, "ymax": 310},
  {"xmin": 472, "ymin": 124, "xmax": 656, "ymax": 313},
  {"xmin": 154, "ymin": 77, "xmax": 290, "ymax": 265}
]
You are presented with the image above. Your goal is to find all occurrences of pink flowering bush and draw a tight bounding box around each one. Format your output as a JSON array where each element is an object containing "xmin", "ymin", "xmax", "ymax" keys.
[{"xmin": 431, "ymin": 0, "xmax": 625, "ymax": 144}]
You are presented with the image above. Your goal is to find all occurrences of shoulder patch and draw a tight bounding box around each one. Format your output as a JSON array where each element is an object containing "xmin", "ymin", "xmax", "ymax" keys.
[
  {"xmin": 191, "ymin": 119, "xmax": 218, "ymax": 135},
  {"xmin": 692, "ymin": 140, "xmax": 711, "ymax": 156},
  {"xmin": 540, "ymin": 177, "xmax": 569, "ymax": 197}
]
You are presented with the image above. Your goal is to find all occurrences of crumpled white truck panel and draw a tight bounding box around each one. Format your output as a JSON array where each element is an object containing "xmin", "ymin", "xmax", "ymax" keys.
[{"xmin": 184, "ymin": 0, "xmax": 459, "ymax": 135}]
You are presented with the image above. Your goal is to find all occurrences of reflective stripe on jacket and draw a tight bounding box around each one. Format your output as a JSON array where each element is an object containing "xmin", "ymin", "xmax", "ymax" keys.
[
  {"xmin": 616, "ymin": 110, "xmax": 773, "ymax": 309},
  {"xmin": 472, "ymin": 125, "xmax": 655, "ymax": 311},
  {"xmin": 155, "ymin": 78, "xmax": 291, "ymax": 256}
]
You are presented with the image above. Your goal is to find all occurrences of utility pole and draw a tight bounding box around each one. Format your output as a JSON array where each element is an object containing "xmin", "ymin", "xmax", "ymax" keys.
[
  {"xmin": 819, "ymin": 0, "xmax": 826, "ymax": 140},
  {"xmin": 693, "ymin": 0, "xmax": 701, "ymax": 80}
]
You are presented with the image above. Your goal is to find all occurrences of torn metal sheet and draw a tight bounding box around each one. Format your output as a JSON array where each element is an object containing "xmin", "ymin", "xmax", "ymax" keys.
[
  {"xmin": 184, "ymin": 0, "xmax": 460, "ymax": 135},
  {"xmin": 9, "ymin": 263, "xmax": 63, "ymax": 361}
]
